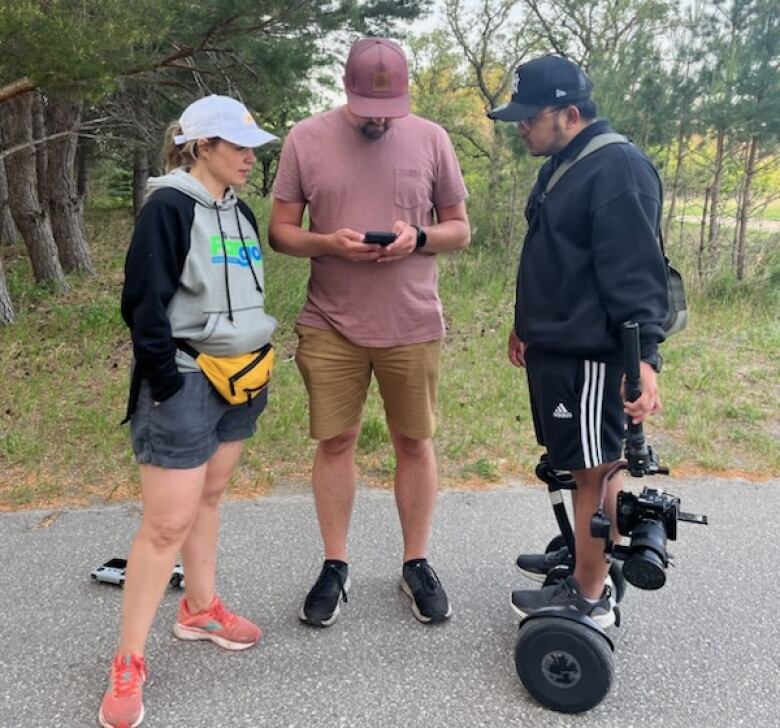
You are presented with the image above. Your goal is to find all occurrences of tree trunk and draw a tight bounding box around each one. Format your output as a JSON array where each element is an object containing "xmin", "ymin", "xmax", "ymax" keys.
[
  {"xmin": 46, "ymin": 95, "xmax": 94, "ymax": 274},
  {"xmin": 663, "ymin": 118, "xmax": 688, "ymax": 241},
  {"xmin": 486, "ymin": 126, "xmax": 502, "ymax": 246},
  {"xmin": 0, "ymin": 92, "xmax": 67, "ymax": 289},
  {"xmin": 76, "ymin": 134, "xmax": 95, "ymax": 200},
  {"xmin": 133, "ymin": 145, "xmax": 150, "ymax": 218},
  {"xmin": 678, "ymin": 192, "xmax": 688, "ymax": 246},
  {"xmin": 31, "ymin": 92, "xmax": 50, "ymax": 211},
  {"xmin": 0, "ymin": 160, "xmax": 18, "ymax": 245},
  {"xmin": 506, "ymin": 166, "xmax": 518, "ymax": 258},
  {"xmin": 0, "ymin": 251, "xmax": 15, "ymax": 324},
  {"xmin": 706, "ymin": 128, "xmax": 726, "ymax": 273},
  {"xmin": 261, "ymin": 157, "xmax": 273, "ymax": 197},
  {"xmin": 735, "ymin": 136, "xmax": 758, "ymax": 281},
  {"xmin": 697, "ymin": 186, "xmax": 710, "ymax": 282}
]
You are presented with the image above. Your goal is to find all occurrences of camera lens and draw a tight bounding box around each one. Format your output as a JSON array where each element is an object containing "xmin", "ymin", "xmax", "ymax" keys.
[
  {"xmin": 622, "ymin": 519, "xmax": 668, "ymax": 590},
  {"xmin": 623, "ymin": 548, "xmax": 666, "ymax": 590}
]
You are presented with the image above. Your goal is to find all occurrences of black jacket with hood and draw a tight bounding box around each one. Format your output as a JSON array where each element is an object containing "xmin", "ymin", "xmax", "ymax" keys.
[{"xmin": 516, "ymin": 119, "xmax": 668, "ymax": 363}]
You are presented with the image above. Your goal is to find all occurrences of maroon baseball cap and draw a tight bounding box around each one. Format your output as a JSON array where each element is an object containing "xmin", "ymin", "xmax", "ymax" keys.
[{"xmin": 343, "ymin": 38, "xmax": 410, "ymax": 119}]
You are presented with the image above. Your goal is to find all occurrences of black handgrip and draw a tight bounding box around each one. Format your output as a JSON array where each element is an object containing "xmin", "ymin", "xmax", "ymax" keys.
[
  {"xmin": 621, "ymin": 321, "xmax": 650, "ymax": 475},
  {"xmin": 621, "ymin": 321, "xmax": 642, "ymax": 403}
]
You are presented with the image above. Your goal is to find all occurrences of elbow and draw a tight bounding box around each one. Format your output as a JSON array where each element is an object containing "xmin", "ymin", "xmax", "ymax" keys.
[
  {"xmin": 456, "ymin": 221, "xmax": 471, "ymax": 250},
  {"xmin": 267, "ymin": 226, "xmax": 283, "ymax": 252}
]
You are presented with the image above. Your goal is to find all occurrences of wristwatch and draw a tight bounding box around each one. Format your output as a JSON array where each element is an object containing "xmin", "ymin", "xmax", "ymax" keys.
[
  {"xmin": 642, "ymin": 353, "xmax": 663, "ymax": 373},
  {"xmin": 413, "ymin": 224, "xmax": 427, "ymax": 250}
]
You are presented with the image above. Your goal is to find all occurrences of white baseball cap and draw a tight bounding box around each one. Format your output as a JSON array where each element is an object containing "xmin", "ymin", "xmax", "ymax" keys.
[{"xmin": 174, "ymin": 95, "xmax": 278, "ymax": 148}]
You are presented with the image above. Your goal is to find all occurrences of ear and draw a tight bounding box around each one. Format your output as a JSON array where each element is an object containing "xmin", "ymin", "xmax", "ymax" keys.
[
  {"xmin": 564, "ymin": 105, "xmax": 581, "ymax": 128},
  {"xmin": 195, "ymin": 138, "xmax": 211, "ymax": 158}
]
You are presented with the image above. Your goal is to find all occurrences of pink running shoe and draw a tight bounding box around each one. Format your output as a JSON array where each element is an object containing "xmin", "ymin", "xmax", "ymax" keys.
[
  {"xmin": 173, "ymin": 595, "xmax": 261, "ymax": 650},
  {"xmin": 98, "ymin": 653, "xmax": 147, "ymax": 728}
]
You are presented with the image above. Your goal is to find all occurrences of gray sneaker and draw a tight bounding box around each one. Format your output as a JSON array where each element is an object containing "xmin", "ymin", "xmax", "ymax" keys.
[
  {"xmin": 510, "ymin": 575, "xmax": 615, "ymax": 629},
  {"xmin": 516, "ymin": 546, "xmax": 572, "ymax": 582}
]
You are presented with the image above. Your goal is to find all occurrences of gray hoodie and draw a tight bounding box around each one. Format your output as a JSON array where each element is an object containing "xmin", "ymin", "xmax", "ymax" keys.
[{"xmin": 121, "ymin": 170, "xmax": 276, "ymax": 409}]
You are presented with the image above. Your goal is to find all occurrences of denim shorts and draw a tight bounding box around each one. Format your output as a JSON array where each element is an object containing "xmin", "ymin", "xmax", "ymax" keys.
[{"xmin": 130, "ymin": 371, "xmax": 268, "ymax": 469}]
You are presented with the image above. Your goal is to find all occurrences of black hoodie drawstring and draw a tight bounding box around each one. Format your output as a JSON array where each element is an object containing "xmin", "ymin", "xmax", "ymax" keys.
[
  {"xmin": 214, "ymin": 203, "xmax": 234, "ymax": 323},
  {"xmin": 234, "ymin": 207, "xmax": 263, "ymax": 294}
]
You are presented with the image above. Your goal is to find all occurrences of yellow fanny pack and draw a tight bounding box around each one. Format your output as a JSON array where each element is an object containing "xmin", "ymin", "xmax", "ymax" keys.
[{"xmin": 177, "ymin": 341, "xmax": 274, "ymax": 406}]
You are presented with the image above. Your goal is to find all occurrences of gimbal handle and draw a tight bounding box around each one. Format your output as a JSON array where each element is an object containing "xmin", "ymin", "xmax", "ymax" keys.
[{"xmin": 621, "ymin": 322, "xmax": 667, "ymax": 477}]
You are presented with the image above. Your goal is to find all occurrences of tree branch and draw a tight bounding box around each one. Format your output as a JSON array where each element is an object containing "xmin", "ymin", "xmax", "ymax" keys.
[{"xmin": 0, "ymin": 79, "xmax": 35, "ymax": 105}]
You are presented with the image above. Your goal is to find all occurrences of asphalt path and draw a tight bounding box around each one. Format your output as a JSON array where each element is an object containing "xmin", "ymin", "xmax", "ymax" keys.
[{"xmin": 1, "ymin": 477, "xmax": 778, "ymax": 727}]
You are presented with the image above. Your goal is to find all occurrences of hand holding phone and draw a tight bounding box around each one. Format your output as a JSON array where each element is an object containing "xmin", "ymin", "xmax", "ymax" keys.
[{"xmin": 364, "ymin": 231, "xmax": 397, "ymax": 246}]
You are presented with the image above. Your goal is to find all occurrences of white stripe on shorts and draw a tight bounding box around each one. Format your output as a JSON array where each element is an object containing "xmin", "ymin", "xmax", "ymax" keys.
[{"xmin": 579, "ymin": 360, "xmax": 606, "ymax": 468}]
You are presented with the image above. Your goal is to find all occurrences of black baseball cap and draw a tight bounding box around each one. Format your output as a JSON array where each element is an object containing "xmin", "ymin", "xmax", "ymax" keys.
[{"xmin": 487, "ymin": 55, "xmax": 592, "ymax": 122}]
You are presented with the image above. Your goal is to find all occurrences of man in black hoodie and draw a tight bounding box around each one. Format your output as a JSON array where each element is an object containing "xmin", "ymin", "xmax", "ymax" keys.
[{"xmin": 488, "ymin": 56, "xmax": 668, "ymax": 627}]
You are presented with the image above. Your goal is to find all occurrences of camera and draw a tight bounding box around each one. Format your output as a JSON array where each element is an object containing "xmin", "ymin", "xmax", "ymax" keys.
[
  {"xmin": 614, "ymin": 487, "xmax": 679, "ymax": 590},
  {"xmin": 590, "ymin": 482, "xmax": 708, "ymax": 592}
]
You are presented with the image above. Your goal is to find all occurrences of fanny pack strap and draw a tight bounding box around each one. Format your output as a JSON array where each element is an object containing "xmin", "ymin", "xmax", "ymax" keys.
[{"xmin": 175, "ymin": 340, "xmax": 200, "ymax": 360}]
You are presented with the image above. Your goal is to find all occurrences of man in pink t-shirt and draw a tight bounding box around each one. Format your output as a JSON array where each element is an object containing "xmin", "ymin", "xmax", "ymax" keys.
[{"xmin": 269, "ymin": 38, "xmax": 470, "ymax": 628}]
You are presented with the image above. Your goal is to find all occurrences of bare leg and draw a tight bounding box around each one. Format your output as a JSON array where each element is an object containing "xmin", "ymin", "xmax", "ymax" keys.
[
  {"xmin": 117, "ymin": 463, "xmax": 206, "ymax": 656},
  {"xmin": 311, "ymin": 424, "xmax": 361, "ymax": 561},
  {"xmin": 570, "ymin": 473, "xmax": 622, "ymax": 547},
  {"xmin": 571, "ymin": 463, "xmax": 622, "ymax": 599},
  {"xmin": 180, "ymin": 441, "xmax": 244, "ymax": 613},
  {"xmin": 389, "ymin": 426, "xmax": 437, "ymax": 561}
]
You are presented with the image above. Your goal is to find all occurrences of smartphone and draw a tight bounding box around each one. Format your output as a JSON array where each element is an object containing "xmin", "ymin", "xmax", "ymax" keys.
[{"xmin": 364, "ymin": 231, "xmax": 397, "ymax": 246}]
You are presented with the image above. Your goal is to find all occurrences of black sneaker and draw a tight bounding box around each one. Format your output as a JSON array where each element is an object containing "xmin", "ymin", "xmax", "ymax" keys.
[
  {"xmin": 516, "ymin": 546, "xmax": 572, "ymax": 582},
  {"xmin": 510, "ymin": 575, "xmax": 615, "ymax": 629},
  {"xmin": 400, "ymin": 559, "xmax": 452, "ymax": 624},
  {"xmin": 299, "ymin": 560, "xmax": 351, "ymax": 627}
]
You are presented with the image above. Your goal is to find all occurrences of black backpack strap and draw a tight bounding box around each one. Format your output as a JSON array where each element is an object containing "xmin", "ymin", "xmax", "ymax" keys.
[{"xmin": 542, "ymin": 132, "xmax": 629, "ymax": 200}]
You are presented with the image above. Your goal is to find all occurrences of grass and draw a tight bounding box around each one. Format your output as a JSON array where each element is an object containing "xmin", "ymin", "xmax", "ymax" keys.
[{"xmin": 1, "ymin": 207, "xmax": 778, "ymax": 509}]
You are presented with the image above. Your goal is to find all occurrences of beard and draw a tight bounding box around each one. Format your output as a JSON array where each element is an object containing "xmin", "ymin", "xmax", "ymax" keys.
[
  {"xmin": 526, "ymin": 115, "xmax": 569, "ymax": 156},
  {"xmin": 360, "ymin": 121, "xmax": 389, "ymax": 139}
]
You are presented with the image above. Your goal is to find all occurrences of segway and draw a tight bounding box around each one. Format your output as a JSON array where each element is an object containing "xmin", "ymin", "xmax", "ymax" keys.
[{"xmin": 513, "ymin": 322, "xmax": 707, "ymax": 713}]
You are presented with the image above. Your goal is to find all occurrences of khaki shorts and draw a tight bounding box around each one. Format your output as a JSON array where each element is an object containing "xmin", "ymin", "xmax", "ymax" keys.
[{"xmin": 294, "ymin": 324, "xmax": 441, "ymax": 441}]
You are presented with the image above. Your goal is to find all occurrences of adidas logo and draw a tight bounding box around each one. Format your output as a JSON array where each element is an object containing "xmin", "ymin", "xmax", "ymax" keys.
[{"xmin": 552, "ymin": 403, "xmax": 572, "ymax": 419}]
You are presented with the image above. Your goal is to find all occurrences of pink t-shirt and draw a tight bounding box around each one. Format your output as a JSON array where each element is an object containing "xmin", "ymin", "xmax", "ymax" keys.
[{"xmin": 272, "ymin": 107, "xmax": 468, "ymax": 347}]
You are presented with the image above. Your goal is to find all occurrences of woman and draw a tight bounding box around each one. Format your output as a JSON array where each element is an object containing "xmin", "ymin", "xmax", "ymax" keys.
[{"xmin": 99, "ymin": 95, "xmax": 278, "ymax": 728}]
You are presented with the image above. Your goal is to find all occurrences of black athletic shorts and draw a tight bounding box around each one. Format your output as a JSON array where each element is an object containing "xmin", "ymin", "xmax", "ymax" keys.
[{"xmin": 525, "ymin": 348, "xmax": 625, "ymax": 471}]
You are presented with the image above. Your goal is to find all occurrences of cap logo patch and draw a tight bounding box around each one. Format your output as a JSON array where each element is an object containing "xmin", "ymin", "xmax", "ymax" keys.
[
  {"xmin": 555, "ymin": 88, "xmax": 567, "ymax": 98},
  {"xmin": 371, "ymin": 70, "xmax": 392, "ymax": 92},
  {"xmin": 512, "ymin": 72, "xmax": 520, "ymax": 94},
  {"xmin": 242, "ymin": 112, "xmax": 254, "ymax": 125}
]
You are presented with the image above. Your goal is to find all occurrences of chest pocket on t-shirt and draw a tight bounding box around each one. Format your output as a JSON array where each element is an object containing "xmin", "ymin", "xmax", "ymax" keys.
[{"xmin": 394, "ymin": 168, "xmax": 430, "ymax": 210}]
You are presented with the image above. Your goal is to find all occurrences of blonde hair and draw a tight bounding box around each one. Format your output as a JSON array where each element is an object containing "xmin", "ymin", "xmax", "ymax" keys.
[{"xmin": 162, "ymin": 122, "xmax": 220, "ymax": 172}]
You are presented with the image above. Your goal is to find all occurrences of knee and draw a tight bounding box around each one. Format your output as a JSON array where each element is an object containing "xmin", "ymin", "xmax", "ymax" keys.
[
  {"xmin": 319, "ymin": 428, "xmax": 359, "ymax": 458},
  {"xmin": 392, "ymin": 434, "xmax": 431, "ymax": 460},
  {"xmin": 200, "ymin": 486, "xmax": 226, "ymax": 509},
  {"xmin": 141, "ymin": 515, "xmax": 193, "ymax": 552}
]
